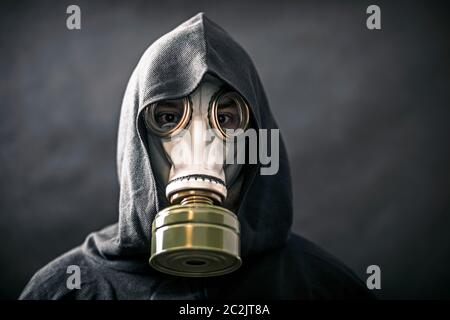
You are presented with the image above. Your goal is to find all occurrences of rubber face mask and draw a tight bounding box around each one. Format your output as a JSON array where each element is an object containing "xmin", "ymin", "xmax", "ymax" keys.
[{"xmin": 143, "ymin": 75, "xmax": 250, "ymax": 277}]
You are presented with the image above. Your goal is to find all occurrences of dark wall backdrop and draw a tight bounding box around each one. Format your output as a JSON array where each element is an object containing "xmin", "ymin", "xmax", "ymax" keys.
[{"xmin": 1, "ymin": 0, "xmax": 449, "ymax": 299}]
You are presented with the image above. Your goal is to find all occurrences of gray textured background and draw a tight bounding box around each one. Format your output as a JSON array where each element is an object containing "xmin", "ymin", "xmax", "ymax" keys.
[{"xmin": 1, "ymin": 0, "xmax": 449, "ymax": 299}]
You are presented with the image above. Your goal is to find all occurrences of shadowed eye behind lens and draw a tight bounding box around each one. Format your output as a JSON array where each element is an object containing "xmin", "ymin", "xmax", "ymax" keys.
[
  {"xmin": 154, "ymin": 102, "xmax": 184, "ymax": 129},
  {"xmin": 217, "ymin": 95, "xmax": 241, "ymax": 130},
  {"xmin": 210, "ymin": 91, "xmax": 249, "ymax": 139},
  {"xmin": 143, "ymin": 98, "xmax": 190, "ymax": 136},
  {"xmin": 217, "ymin": 99, "xmax": 241, "ymax": 130}
]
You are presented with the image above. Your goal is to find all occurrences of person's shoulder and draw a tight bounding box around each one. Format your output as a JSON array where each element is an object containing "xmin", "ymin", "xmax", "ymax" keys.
[
  {"xmin": 19, "ymin": 246, "xmax": 99, "ymax": 300},
  {"xmin": 285, "ymin": 233, "xmax": 376, "ymax": 299}
]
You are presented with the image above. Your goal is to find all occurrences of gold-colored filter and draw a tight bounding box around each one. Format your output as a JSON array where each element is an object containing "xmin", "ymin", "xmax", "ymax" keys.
[{"xmin": 149, "ymin": 200, "xmax": 241, "ymax": 277}]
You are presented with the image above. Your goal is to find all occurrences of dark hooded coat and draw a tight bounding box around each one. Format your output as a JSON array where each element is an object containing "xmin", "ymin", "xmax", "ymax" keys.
[{"xmin": 20, "ymin": 13, "xmax": 374, "ymax": 300}]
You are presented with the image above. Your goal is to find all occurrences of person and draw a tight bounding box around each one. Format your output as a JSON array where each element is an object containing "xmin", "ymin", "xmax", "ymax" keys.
[{"xmin": 20, "ymin": 13, "xmax": 374, "ymax": 300}]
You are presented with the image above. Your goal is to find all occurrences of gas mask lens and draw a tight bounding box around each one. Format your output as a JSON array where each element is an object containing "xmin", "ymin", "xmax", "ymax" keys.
[
  {"xmin": 210, "ymin": 91, "xmax": 250, "ymax": 139},
  {"xmin": 143, "ymin": 97, "xmax": 191, "ymax": 136}
]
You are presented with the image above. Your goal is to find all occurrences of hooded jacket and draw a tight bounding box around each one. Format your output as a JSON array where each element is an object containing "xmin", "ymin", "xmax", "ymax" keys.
[{"xmin": 20, "ymin": 13, "xmax": 373, "ymax": 300}]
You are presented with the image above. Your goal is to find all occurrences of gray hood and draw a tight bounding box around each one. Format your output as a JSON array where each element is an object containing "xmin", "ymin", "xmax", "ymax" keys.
[{"xmin": 85, "ymin": 12, "xmax": 293, "ymax": 268}]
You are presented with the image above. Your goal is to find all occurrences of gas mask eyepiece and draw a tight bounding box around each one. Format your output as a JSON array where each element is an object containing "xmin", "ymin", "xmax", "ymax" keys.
[{"xmin": 145, "ymin": 78, "xmax": 250, "ymax": 277}]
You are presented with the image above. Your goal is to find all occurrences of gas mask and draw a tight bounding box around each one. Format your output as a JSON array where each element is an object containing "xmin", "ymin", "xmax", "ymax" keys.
[{"xmin": 143, "ymin": 75, "xmax": 250, "ymax": 277}]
